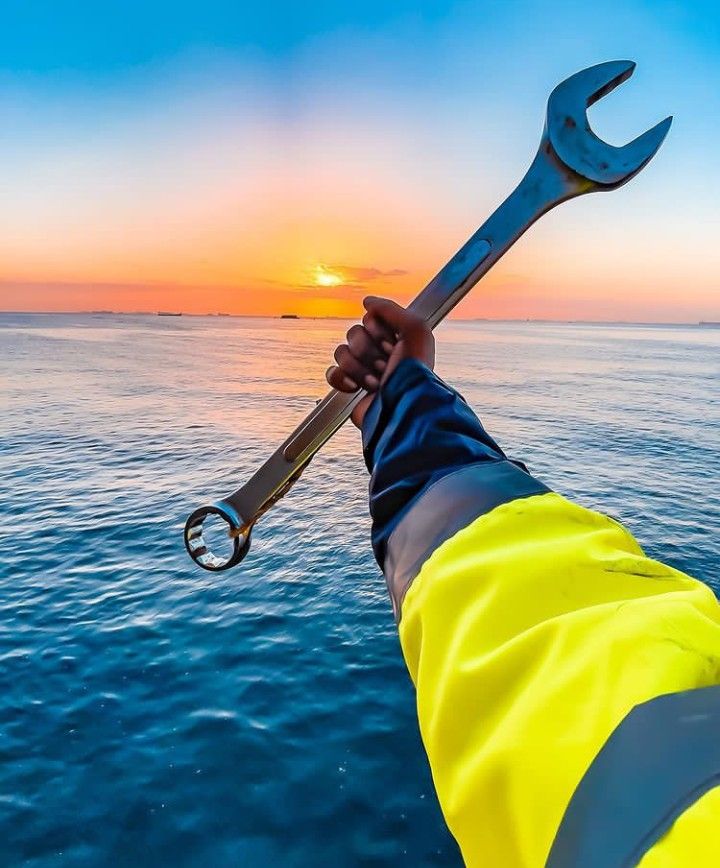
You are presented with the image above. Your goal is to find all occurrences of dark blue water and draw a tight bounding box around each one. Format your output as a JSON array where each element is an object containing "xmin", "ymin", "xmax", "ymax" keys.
[{"xmin": 1, "ymin": 314, "xmax": 718, "ymax": 866}]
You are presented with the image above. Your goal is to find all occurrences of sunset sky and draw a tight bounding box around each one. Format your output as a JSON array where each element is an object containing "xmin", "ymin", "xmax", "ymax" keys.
[{"xmin": 0, "ymin": 0, "xmax": 718, "ymax": 321}]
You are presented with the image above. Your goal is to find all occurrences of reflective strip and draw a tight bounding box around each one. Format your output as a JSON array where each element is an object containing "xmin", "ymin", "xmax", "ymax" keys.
[
  {"xmin": 547, "ymin": 684, "xmax": 720, "ymax": 868},
  {"xmin": 384, "ymin": 459, "xmax": 548, "ymax": 619}
]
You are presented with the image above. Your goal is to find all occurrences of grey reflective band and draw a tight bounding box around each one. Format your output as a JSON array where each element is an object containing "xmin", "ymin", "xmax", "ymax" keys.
[
  {"xmin": 384, "ymin": 460, "xmax": 549, "ymax": 619},
  {"xmin": 547, "ymin": 684, "xmax": 720, "ymax": 868}
]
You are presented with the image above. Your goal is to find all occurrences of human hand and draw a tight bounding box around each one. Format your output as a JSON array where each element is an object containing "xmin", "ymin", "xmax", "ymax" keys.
[{"xmin": 325, "ymin": 296, "xmax": 435, "ymax": 428}]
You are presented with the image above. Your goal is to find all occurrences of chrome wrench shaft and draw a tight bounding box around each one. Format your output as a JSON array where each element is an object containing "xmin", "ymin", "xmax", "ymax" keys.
[{"xmin": 185, "ymin": 60, "xmax": 671, "ymax": 571}]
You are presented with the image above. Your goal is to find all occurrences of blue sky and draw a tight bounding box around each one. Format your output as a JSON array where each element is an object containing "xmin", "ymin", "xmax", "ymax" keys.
[
  {"xmin": 2, "ymin": 1, "xmax": 716, "ymax": 75},
  {"xmin": 0, "ymin": 1, "xmax": 715, "ymax": 67},
  {"xmin": 0, "ymin": 0, "xmax": 718, "ymax": 319}
]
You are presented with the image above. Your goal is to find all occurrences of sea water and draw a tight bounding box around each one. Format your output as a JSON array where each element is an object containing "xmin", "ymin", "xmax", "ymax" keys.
[{"xmin": 1, "ymin": 313, "xmax": 718, "ymax": 866}]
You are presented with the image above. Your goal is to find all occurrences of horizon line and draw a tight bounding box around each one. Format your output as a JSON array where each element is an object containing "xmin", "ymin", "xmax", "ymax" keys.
[{"xmin": 1, "ymin": 310, "xmax": 717, "ymax": 328}]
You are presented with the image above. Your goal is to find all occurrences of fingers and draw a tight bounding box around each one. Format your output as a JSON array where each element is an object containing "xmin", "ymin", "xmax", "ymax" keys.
[
  {"xmin": 333, "ymin": 345, "xmax": 368, "ymax": 388},
  {"xmin": 346, "ymin": 324, "xmax": 386, "ymax": 373},
  {"xmin": 363, "ymin": 295, "xmax": 436, "ymax": 375},
  {"xmin": 325, "ymin": 364, "xmax": 360, "ymax": 393},
  {"xmin": 363, "ymin": 296, "xmax": 424, "ymax": 336},
  {"xmin": 332, "ymin": 344, "xmax": 380, "ymax": 391},
  {"xmin": 325, "ymin": 295, "xmax": 435, "ymax": 398},
  {"xmin": 363, "ymin": 325, "xmax": 394, "ymax": 355},
  {"xmin": 325, "ymin": 369, "xmax": 376, "ymax": 428},
  {"xmin": 361, "ymin": 311, "xmax": 396, "ymax": 355}
]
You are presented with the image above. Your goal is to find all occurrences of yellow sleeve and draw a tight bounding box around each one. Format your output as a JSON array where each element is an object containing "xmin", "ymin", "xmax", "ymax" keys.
[
  {"xmin": 361, "ymin": 359, "xmax": 720, "ymax": 866},
  {"xmin": 397, "ymin": 492, "xmax": 720, "ymax": 868}
]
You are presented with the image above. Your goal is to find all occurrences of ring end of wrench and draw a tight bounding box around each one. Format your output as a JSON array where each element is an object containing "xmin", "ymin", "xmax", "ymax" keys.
[{"xmin": 184, "ymin": 501, "xmax": 252, "ymax": 572}]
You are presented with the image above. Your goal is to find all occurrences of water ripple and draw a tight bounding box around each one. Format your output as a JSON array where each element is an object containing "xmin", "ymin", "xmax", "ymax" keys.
[{"xmin": 1, "ymin": 314, "xmax": 718, "ymax": 865}]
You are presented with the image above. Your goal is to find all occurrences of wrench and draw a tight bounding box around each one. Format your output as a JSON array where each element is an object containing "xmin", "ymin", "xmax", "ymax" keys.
[{"xmin": 185, "ymin": 60, "xmax": 671, "ymax": 572}]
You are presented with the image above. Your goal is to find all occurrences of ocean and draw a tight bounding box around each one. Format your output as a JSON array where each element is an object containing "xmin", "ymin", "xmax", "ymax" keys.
[{"xmin": 1, "ymin": 313, "xmax": 718, "ymax": 866}]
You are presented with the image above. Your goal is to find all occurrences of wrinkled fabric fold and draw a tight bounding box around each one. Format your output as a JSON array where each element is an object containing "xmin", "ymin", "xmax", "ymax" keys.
[{"xmin": 360, "ymin": 357, "xmax": 720, "ymax": 867}]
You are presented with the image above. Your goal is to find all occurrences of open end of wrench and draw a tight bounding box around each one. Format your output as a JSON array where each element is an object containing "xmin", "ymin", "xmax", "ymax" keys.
[
  {"xmin": 184, "ymin": 503, "xmax": 251, "ymax": 571},
  {"xmin": 547, "ymin": 59, "xmax": 672, "ymax": 187},
  {"xmin": 184, "ymin": 61, "xmax": 673, "ymax": 573}
]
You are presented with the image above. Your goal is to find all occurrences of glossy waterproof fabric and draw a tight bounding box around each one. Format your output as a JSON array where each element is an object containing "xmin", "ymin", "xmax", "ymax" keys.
[
  {"xmin": 547, "ymin": 685, "xmax": 720, "ymax": 867},
  {"xmin": 382, "ymin": 460, "xmax": 548, "ymax": 618},
  {"xmin": 399, "ymin": 494, "xmax": 720, "ymax": 866},
  {"xmin": 363, "ymin": 362, "xmax": 720, "ymax": 867}
]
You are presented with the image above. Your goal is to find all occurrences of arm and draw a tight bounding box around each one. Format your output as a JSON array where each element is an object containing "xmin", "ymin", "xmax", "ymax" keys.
[{"xmin": 329, "ymin": 299, "xmax": 720, "ymax": 867}]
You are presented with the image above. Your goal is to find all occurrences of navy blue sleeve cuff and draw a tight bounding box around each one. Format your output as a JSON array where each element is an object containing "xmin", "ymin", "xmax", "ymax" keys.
[
  {"xmin": 361, "ymin": 358, "xmax": 440, "ymax": 468},
  {"xmin": 360, "ymin": 358, "xmax": 515, "ymax": 569}
]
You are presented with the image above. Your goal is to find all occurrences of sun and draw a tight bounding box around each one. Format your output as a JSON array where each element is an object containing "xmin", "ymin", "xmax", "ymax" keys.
[{"xmin": 314, "ymin": 265, "xmax": 343, "ymax": 287}]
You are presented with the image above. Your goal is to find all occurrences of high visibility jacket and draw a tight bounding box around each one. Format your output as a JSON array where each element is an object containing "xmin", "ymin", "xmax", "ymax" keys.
[{"xmin": 362, "ymin": 359, "xmax": 720, "ymax": 868}]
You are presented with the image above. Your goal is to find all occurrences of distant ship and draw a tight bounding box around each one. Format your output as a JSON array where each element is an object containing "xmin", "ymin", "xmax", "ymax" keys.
[
  {"xmin": 158, "ymin": 311, "xmax": 182, "ymax": 317},
  {"xmin": 281, "ymin": 314, "xmax": 299, "ymax": 319},
  {"xmin": 217, "ymin": 312, "xmax": 230, "ymax": 317}
]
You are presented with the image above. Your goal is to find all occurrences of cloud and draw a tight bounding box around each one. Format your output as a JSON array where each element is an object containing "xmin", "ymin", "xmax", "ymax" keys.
[
  {"xmin": 285, "ymin": 282, "xmax": 369, "ymax": 296},
  {"xmin": 327, "ymin": 265, "xmax": 408, "ymax": 282},
  {"xmin": 261, "ymin": 264, "xmax": 409, "ymax": 295}
]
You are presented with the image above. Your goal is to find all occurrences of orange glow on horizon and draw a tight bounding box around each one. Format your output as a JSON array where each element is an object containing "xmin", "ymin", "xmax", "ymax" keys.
[
  {"xmin": 0, "ymin": 5, "xmax": 717, "ymax": 327},
  {"xmin": 0, "ymin": 96, "xmax": 716, "ymax": 324}
]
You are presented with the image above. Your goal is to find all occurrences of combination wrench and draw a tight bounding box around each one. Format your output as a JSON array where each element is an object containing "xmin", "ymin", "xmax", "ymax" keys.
[{"xmin": 185, "ymin": 60, "xmax": 671, "ymax": 571}]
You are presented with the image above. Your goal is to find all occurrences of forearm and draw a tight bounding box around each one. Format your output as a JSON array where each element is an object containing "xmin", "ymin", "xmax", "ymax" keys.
[
  {"xmin": 400, "ymin": 492, "xmax": 720, "ymax": 866},
  {"xmin": 364, "ymin": 361, "xmax": 720, "ymax": 867},
  {"xmin": 362, "ymin": 357, "xmax": 547, "ymax": 616}
]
